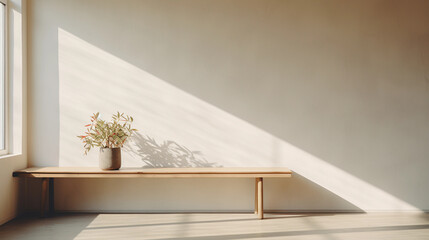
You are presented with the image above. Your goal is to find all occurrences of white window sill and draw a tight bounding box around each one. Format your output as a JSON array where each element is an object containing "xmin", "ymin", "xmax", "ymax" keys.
[{"xmin": 0, "ymin": 153, "xmax": 22, "ymax": 160}]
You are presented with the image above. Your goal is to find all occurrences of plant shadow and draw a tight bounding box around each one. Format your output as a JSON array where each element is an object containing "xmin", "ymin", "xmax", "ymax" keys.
[{"xmin": 126, "ymin": 132, "xmax": 222, "ymax": 168}]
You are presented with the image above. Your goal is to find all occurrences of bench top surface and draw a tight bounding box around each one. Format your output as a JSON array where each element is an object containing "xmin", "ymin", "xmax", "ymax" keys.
[{"xmin": 13, "ymin": 167, "xmax": 292, "ymax": 178}]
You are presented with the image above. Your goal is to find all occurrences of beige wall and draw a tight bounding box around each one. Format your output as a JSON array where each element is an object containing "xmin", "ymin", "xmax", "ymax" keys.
[
  {"xmin": 0, "ymin": 0, "xmax": 27, "ymax": 225},
  {"xmin": 27, "ymin": 0, "xmax": 429, "ymax": 212}
]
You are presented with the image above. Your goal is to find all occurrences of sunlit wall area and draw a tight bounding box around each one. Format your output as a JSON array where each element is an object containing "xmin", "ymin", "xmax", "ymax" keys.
[
  {"xmin": 58, "ymin": 28, "xmax": 281, "ymax": 169},
  {"xmin": 28, "ymin": 0, "xmax": 429, "ymax": 212}
]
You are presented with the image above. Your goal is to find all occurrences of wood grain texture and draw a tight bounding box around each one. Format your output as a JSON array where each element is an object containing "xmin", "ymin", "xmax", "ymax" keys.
[{"xmin": 13, "ymin": 167, "xmax": 292, "ymax": 178}]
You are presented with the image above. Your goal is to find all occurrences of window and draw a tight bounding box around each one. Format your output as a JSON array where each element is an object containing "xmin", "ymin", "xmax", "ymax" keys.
[{"xmin": 0, "ymin": 0, "xmax": 6, "ymax": 155}]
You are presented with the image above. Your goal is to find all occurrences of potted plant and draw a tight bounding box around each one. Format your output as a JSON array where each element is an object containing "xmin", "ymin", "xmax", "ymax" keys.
[{"xmin": 78, "ymin": 112, "xmax": 137, "ymax": 170}]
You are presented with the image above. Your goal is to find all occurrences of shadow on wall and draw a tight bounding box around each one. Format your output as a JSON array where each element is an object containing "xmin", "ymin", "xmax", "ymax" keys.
[
  {"xmin": 265, "ymin": 173, "xmax": 364, "ymax": 212},
  {"xmin": 126, "ymin": 133, "xmax": 222, "ymax": 168}
]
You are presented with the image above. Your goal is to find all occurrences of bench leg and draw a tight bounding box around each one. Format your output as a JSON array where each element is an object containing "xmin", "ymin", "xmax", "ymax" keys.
[
  {"xmin": 40, "ymin": 178, "xmax": 48, "ymax": 217},
  {"xmin": 257, "ymin": 177, "xmax": 263, "ymax": 219},
  {"xmin": 49, "ymin": 178, "xmax": 55, "ymax": 215},
  {"xmin": 254, "ymin": 178, "xmax": 258, "ymax": 214}
]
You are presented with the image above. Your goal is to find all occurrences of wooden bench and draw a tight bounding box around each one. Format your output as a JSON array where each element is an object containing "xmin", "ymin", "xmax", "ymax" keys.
[{"xmin": 13, "ymin": 167, "xmax": 292, "ymax": 219}]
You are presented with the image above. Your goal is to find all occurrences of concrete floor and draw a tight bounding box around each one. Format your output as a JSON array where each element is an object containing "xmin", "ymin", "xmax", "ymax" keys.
[{"xmin": 0, "ymin": 213, "xmax": 428, "ymax": 240}]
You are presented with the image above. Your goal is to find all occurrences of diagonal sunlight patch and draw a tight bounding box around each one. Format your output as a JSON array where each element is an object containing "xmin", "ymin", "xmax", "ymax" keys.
[{"xmin": 58, "ymin": 28, "xmax": 420, "ymax": 212}]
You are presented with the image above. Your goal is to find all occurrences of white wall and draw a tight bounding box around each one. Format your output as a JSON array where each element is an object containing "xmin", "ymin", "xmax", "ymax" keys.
[
  {"xmin": 0, "ymin": 0, "xmax": 27, "ymax": 225},
  {"xmin": 27, "ymin": 0, "xmax": 429, "ymax": 212}
]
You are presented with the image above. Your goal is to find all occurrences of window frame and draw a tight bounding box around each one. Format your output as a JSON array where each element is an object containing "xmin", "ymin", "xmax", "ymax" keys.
[{"xmin": 0, "ymin": 0, "xmax": 8, "ymax": 156}]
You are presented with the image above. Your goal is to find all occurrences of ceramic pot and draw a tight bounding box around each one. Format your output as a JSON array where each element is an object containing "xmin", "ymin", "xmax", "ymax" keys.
[{"xmin": 99, "ymin": 147, "xmax": 121, "ymax": 170}]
